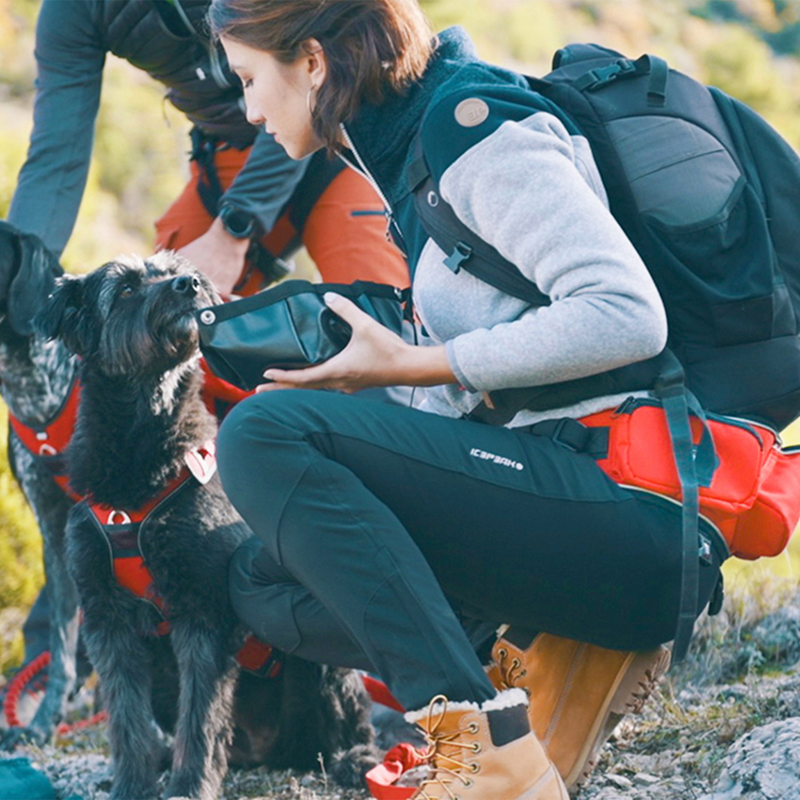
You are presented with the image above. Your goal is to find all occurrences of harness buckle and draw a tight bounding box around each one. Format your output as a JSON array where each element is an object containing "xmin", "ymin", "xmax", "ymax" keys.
[{"xmin": 185, "ymin": 441, "xmax": 217, "ymax": 485}]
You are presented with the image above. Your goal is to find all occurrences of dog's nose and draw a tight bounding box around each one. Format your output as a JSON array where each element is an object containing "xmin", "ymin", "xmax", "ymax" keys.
[{"xmin": 171, "ymin": 275, "xmax": 201, "ymax": 296}]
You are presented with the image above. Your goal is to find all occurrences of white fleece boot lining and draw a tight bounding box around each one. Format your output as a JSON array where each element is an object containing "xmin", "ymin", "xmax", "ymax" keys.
[{"xmin": 405, "ymin": 688, "xmax": 528, "ymax": 724}]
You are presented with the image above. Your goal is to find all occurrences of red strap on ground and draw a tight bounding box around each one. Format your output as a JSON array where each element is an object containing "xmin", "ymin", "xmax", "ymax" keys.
[{"xmin": 366, "ymin": 743, "xmax": 427, "ymax": 800}]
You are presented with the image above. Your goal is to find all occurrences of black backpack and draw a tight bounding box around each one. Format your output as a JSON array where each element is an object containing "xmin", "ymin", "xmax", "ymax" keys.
[
  {"xmin": 408, "ymin": 43, "xmax": 800, "ymax": 432},
  {"xmin": 406, "ymin": 44, "xmax": 800, "ymax": 661}
]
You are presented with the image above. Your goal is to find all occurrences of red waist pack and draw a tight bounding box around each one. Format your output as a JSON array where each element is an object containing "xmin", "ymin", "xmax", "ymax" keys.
[{"xmin": 580, "ymin": 399, "xmax": 800, "ymax": 560}]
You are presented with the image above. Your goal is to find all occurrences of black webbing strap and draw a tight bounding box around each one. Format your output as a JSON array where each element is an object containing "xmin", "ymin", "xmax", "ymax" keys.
[
  {"xmin": 408, "ymin": 135, "xmax": 551, "ymax": 306},
  {"xmin": 190, "ymin": 126, "xmax": 225, "ymax": 219},
  {"xmin": 406, "ymin": 151, "xmax": 430, "ymax": 195},
  {"xmin": 188, "ymin": 127, "xmax": 291, "ymax": 288},
  {"xmin": 568, "ymin": 54, "xmax": 668, "ymax": 106},
  {"xmin": 522, "ymin": 417, "xmax": 609, "ymax": 459},
  {"xmin": 287, "ymin": 151, "xmax": 346, "ymax": 233},
  {"xmin": 653, "ymin": 352, "xmax": 716, "ymax": 662},
  {"xmin": 524, "ymin": 352, "xmax": 717, "ymax": 664},
  {"xmin": 572, "ymin": 58, "xmax": 637, "ymax": 92},
  {"xmin": 640, "ymin": 55, "xmax": 669, "ymax": 107}
]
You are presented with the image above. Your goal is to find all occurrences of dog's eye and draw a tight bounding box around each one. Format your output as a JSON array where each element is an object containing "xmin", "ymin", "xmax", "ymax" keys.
[{"xmin": 120, "ymin": 284, "xmax": 135, "ymax": 297}]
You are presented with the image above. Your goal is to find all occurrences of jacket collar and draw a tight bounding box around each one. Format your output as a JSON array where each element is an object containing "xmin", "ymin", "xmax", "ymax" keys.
[{"xmin": 342, "ymin": 27, "xmax": 483, "ymax": 206}]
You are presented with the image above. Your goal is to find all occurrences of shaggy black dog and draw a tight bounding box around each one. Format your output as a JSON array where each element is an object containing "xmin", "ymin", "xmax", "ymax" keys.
[
  {"xmin": 36, "ymin": 252, "xmax": 378, "ymax": 800},
  {"xmin": 0, "ymin": 221, "xmax": 83, "ymax": 749}
]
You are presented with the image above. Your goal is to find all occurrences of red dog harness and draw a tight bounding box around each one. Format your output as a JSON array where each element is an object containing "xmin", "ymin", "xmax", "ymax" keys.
[
  {"xmin": 86, "ymin": 441, "xmax": 281, "ymax": 677},
  {"xmin": 8, "ymin": 376, "xmax": 82, "ymax": 501},
  {"xmin": 10, "ymin": 375, "xmax": 280, "ymax": 676},
  {"xmin": 7, "ymin": 362, "xmax": 245, "ymax": 495}
]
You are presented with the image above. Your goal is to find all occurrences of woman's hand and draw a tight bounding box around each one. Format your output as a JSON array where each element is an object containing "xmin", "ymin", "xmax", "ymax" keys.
[
  {"xmin": 257, "ymin": 293, "xmax": 457, "ymax": 393},
  {"xmin": 177, "ymin": 216, "xmax": 251, "ymax": 296}
]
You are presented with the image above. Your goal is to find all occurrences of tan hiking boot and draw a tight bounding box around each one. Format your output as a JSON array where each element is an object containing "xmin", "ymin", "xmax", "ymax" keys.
[
  {"xmin": 487, "ymin": 631, "xmax": 670, "ymax": 789},
  {"xmin": 405, "ymin": 688, "xmax": 568, "ymax": 800}
]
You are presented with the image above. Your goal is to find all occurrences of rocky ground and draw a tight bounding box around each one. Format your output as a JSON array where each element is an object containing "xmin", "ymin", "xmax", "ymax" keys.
[{"xmin": 3, "ymin": 574, "xmax": 800, "ymax": 800}]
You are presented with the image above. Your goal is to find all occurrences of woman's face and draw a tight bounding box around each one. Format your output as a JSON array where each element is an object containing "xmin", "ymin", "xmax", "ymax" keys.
[{"xmin": 221, "ymin": 36, "xmax": 324, "ymax": 160}]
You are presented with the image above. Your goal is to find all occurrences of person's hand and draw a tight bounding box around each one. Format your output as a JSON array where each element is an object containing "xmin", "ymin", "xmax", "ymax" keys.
[
  {"xmin": 177, "ymin": 216, "xmax": 251, "ymax": 296},
  {"xmin": 256, "ymin": 293, "xmax": 456, "ymax": 393}
]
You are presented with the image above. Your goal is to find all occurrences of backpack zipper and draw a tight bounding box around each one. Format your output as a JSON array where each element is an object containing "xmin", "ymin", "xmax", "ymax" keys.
[{"xmin": 613, "ymin": 395, "xmax": 767, "ymax": 448}]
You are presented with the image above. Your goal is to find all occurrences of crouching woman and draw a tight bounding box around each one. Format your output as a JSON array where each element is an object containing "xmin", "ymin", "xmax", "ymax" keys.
[{"xmin": 208, "ymin": 1, "xmax": 725, "ymax": 797}]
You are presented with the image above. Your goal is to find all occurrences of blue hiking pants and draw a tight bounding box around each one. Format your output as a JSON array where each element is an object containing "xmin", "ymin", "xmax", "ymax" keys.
[{"xmin": 216, "ymin": 390, "xmax": 724, "ymax": 712}]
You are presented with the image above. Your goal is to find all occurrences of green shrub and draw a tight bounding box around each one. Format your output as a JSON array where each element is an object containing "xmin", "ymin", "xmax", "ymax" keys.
[{"xmin": 0, "ymin": 402, "xmax": 44, "ymax": 672}]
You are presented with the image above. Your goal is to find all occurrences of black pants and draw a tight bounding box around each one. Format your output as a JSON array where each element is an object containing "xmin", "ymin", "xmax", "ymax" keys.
[{"xmin": 217, "ymin": 390, "xmax": 724, "ymax": 712}]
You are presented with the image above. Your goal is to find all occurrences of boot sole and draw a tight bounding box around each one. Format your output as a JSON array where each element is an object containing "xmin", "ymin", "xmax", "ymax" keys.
[{"xmin": 563, "ymin": 645, "xmax": 671, "ymax": 790}]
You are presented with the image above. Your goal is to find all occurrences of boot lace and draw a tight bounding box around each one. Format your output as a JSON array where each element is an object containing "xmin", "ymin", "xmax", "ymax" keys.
[
  {"xmin": 494, "ymin": 646, "xmax": 527, "ymax": 690},
  {"xmin": 414, "ymin": 695, "xmax": 482, "ymax": 800}
]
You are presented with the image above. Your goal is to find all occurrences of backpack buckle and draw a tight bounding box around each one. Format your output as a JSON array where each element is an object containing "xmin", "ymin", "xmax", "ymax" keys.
[
  {"xmin": 576, "ymin": 59, "xmax": 636, "ymax": 91},
  {"xmin": 443, "ymin": 242, "xmax": 473, "ymax": 274}
]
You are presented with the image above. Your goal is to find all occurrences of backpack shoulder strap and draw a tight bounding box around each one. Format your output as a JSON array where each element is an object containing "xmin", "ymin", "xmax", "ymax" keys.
[{"xmin": 407, "ymin": 133, "xmax": 550, "ymax": 307}]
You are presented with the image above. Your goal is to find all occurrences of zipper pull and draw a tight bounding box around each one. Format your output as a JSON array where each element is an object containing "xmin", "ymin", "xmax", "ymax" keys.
[
  {"xmin": 612, "ymin": 395, "xmax": 638, "ymax": 417},
  {"xmin": 386, "ymin": 214, "xmax": 408, "ymax": 256}
]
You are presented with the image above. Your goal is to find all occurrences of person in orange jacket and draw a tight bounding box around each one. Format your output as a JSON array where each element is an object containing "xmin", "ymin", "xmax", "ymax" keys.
[{"xmin": 5, "ymin": 0, "xmax": 408, "ymax": 700}]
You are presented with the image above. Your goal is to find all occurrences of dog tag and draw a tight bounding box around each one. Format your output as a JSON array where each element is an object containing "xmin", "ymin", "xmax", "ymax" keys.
[{"xmin": 185, "ymin": 441, "xmax": 217, "ymax": 485}]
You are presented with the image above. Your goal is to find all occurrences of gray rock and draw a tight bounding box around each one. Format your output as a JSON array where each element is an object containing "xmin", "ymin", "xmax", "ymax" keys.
[
  {"xmin": 750, "ymin": 598, "xmax": 800, "ymax": 666},
  {"xmin": 699, "ymin": 718, "xmax": 800, "ymax": 800},
  {"xmin": 589, "ymin": 790, "xmax": 631, "ymax": 800},
  {"xmin": 605, "ymin": 774, "xmax": 634, "ymax": 789}
]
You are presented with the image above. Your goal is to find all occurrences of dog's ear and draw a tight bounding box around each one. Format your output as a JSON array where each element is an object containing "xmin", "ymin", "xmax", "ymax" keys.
[
  {"xmin": 0, "ymin": 222, "xmax": 18, "ymax": 303},
  {"xmin": 0, "ymin": 220, "xmax": 64, "ymax": 336},
  {"xmin": 34, "ymin": 275, "xmax": 91, "ymax": 355}
]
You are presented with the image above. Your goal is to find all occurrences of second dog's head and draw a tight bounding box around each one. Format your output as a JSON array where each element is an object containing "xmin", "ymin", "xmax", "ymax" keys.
[
  {"xmin": 0, "ymin": 220, "xmax": 62, "ymax": 340},
  {"xmin": 36, "ymin": 252, "xmax": 220, "ymax": 380}
]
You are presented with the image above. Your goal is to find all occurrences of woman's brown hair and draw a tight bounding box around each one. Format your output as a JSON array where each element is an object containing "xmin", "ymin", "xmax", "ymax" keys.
[{"xmin": 209, "ymin": 0, "xmax": 434, "ymax": 153}]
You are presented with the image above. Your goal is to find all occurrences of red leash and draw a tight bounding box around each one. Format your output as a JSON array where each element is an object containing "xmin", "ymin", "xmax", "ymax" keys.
[
  {"xmin": 2, "ymin": 651, "xmax": 50, "ymax": 729},
  {"xmin": 360, "ymin": 678, "xmax": 431, "ymax": 800},
  {"xmin": 2, "ymin": 651, "xmax": 108, "ymax": 735},
  {"xmin": 362, "ymin": 674, "xmax": 405, "ymax": 714},
  {"xmin": 366, "ymin": 743, "xmax": 428, "ymax": 800},
  {"xmin": 3, "ymin": 653, "xmax": 406, "ymax": 739},
  {"xmin": 5, "ymin": 652, "xmax": 423, "ymax": 797}
]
